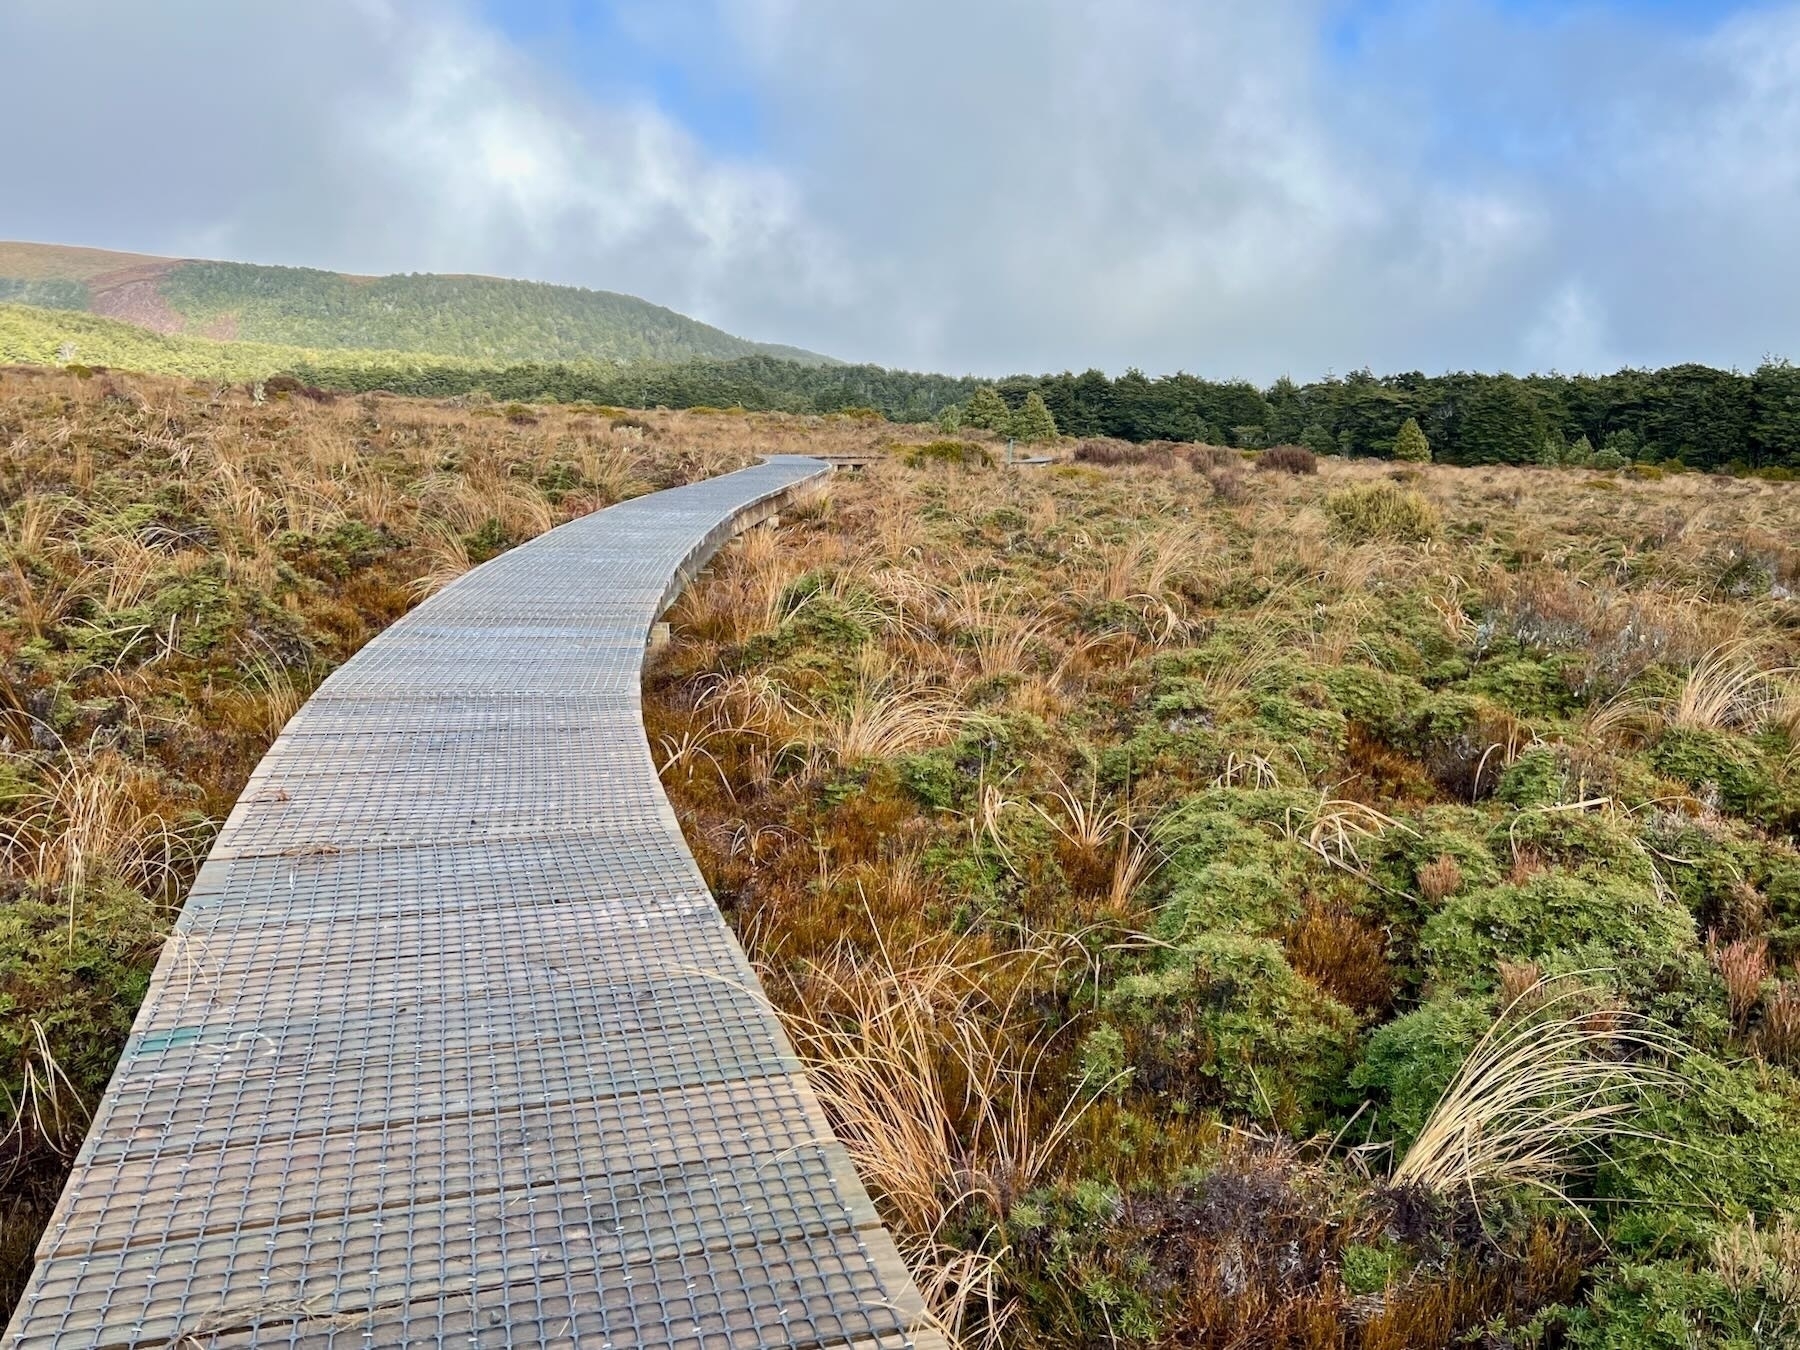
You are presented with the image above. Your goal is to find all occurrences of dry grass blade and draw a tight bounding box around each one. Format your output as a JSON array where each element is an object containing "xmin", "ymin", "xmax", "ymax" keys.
[
  {"xmin": 236, "ymin": 636, "xmax": 313, "ymax": 740},
  {"xmin": 1670, "ymin": 641, "xmax": 1792, "ymax": 732},
  {"xmin": 794, "ymin": 677, "xmax": 966, "ymax": 764},
  {"xmin": 408, "ymin": 518, "xmax": 473, "ymax": 598},
  {"xmin": 1290, "ymin": 795, "xmax": 1413, "ymax": 873},
  {"xmin": 0, "ymin": 1022, "xmax": 89, "ymax": 1177},
  {"xmin": 1106, "ymin": 821, "xmax": 1163, "ymax": 914},
  {"xmin": 693, "ymin": 671, "xmax": 790, "ymax": 739},
  {"xmin": 1391, "ymin": 975, "xmax": 1683, "ymax": 1212},
  {"xmin": 0, "ymin": 744, "xmax": 206, "ymax": 939},
  {"xmin": 768, "ymin": 934, "xmax": 1099, "ymax": 1347},
  {"xmin": 1035, "ymin": 768, "xmax": 1128, "ymax": 855}
]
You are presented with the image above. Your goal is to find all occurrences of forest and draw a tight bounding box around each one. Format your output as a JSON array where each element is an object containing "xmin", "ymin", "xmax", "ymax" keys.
[
  {"xmin": 5, "ymin": 300, "xmax": 1799, "ymax": 471},
  {"xmin": 291, "ymin": 357, "xmax": 1800, "ymax": 472},
  {"xmin": 155, "ymin": 260, "xmax": 832, "ymax": 366}
]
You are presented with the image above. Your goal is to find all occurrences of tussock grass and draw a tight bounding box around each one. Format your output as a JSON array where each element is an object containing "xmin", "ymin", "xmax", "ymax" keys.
[
  {"xmin": 647, "ymin": 447, "xmax": 1800, "ymax": 1346},
  {"xmin": 0, "ymin": 743, "xmax": 204, "ymax": 937},
  {"xmin": 769, "ymin": 935, "xmax": 1101, "ymax": 1347},
  {"xmin": 1392, "ymin": 977, "xmax": 1682, "ymax": 1211}
]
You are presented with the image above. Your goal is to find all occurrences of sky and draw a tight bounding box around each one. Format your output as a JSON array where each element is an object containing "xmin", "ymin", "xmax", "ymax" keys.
[{"xmin": 2, "ymin": 0, "xmax": 1797, "ymax": 381}]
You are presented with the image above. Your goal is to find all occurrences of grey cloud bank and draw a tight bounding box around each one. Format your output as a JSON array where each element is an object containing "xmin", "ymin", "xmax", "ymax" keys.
[{"xmin": 2, "ymin": 0, "xmax": 1798, "ymax": 381}]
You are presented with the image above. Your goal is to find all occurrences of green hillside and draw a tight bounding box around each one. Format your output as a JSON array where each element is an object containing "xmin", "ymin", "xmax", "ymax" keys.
[
  {"xmin": 0, "ymin": 302, "xmax": 480, "ymax": 385},
  {"xmin": 0, "ymin": 240, "xmax": 833, "ymax": 367},
  {"xmin": 0, "ymin": 302, "xmax": 974, "ymax": 419}
]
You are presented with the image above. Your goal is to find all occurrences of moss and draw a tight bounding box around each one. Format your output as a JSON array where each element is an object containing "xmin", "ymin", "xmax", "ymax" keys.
[
  {"xmin": 1647, "ymin": 820, "xmax": 1792, "ymax": 934},
  {"xmin": 1318, "ymin": 664, "xmax": 1429, "ymax": 741},
  {"xmin": 1372, "ymin": 805, "xmax": 1506, "ymax": 896},
  {"xmin": 1107, "ymin": 932, "xmax": 1357, "ymax": 1129},
  {"xmin": 1349, "ymin": 995, "xmax": 1491, "ymax": 1148},
  {"xmin": 1652, "ymin": 729, "xmax": 1791, "ymax": 830},
  {"xmin": 1495, "ymin": 745, "xmax": 1583, "ymax": 808},
  {"xmin": 1562, "ymin": 1258, "xmax": 1796, "ymax": 1350},
  {"xmin": 735, "ymin": 594, "xmax": 873, "ymax": 668}
]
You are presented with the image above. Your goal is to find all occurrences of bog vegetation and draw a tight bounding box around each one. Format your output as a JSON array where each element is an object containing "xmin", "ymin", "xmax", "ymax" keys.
[
  {"xmin": 645, "ymin": 447, "xmax": 1800, "ymax": 1347},
  {"xmin": 2, "ymin": 355, "xmax": 1800, "ymax": 1347}
]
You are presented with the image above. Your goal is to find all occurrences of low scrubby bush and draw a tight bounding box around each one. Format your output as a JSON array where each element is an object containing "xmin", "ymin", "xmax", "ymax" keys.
[
  {"xmin": 1325, "ymin": 482, "xmax": 1439, "ymax": 542},
  {"xmin": 904, "ymin": 439, "xmax": 992, "ymax": 468},
  {"xmin": 1255, "ymin": 445, "xmax": 1318, "ymax": 475},
  {"xmin": 1074, "ymin": 439, "xmax": 1176, "ymax": 468}
]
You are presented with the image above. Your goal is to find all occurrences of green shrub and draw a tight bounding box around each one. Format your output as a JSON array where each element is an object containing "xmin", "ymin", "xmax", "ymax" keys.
[
  {"xmin": 1392, "ymin": 417, "xmax": 1432, "ymax": 463},
  {"xmin": 1, "ymin": 881, "xmax": 166, "ymax": 1124},
  {"xmin": 1494, "ymin": 745, "xmax": 1579, "ymax": 807},
  {"xmin": 1107, "ymin": 932, "xmax": 1357, "ymax": 1129},
  {"xmin": 1319, "ymin": 664, "xmax": 1429, "ymax": 740},
  {"xmin": 1598, "ymin": 1054, "xmax": 1800, "ymax": 1249},
  {"xmin": 1339, "ymin": 1241, "xmax": 1412, "ymax": 1296},
  {"xmin": 1420, "ymin": 871, "xmax": 1696, "ymax": 993},
  {"xmin": 1652, "ymin": 729, "xmax": 1791, "ymax": 830},
  {"xmin": 894, "ymin": 748, "xmax": 962, "ymax": 811},
  {"xmin": 1325, "ymin": 483, "xmax": 1439, "ymax": 542},
  {"xmin": 903, "ymin": 439, "xmax": 992, "ymax": 468},
  {"xmin": 1563, "ymin": 1256, "xmax": 1799, "ymax": 1350},
  {"xmin": 1076, "ymin": 1023, "xmax": 1131, "ymax": 1097},
  {"xmin": 1349, "ymin": 995, "xmax": 1492, "ymax": 1148}
]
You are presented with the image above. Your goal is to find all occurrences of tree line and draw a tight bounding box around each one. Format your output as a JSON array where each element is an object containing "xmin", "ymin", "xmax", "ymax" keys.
[
  {"xmin": 1001, "ymin": 362, "xmax": 1800, "ymax": 470},
  {"xmin": 6, "ymin": 298, "xmax": 1797, "ymax": 470}
]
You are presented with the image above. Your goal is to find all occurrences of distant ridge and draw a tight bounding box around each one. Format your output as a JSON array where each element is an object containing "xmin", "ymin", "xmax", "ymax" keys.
[{"xmin": 0, "ymin": 240, "xmax": 834, "ymax": 368}]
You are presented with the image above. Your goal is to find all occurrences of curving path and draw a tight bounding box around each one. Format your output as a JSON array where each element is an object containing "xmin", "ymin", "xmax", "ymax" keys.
[{"xmin": 5, "ymin": 457, "xmax": 942, "ymax": 1349}]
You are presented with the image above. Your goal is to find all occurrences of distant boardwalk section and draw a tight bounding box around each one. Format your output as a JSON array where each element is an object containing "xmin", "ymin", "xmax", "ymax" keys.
[{"xmin": 5, "ymin": 457, "xmax": 942, "ymax": 1349}]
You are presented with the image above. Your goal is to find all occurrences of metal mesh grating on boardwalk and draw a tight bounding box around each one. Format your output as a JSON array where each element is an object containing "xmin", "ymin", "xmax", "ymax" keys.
[{"xmin": 4, "ymin": 456, "xmax": 944, "ymax": 1350}]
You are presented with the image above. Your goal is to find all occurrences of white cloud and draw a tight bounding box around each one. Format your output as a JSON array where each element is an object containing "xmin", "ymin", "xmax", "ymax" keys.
[
  {"xmin": 3, "ymin": 0, "xmax": 1799, "ymax": 378},
  {"xmin": 0, "ymin": 0, "xmax": 847, "ymax": 341}
]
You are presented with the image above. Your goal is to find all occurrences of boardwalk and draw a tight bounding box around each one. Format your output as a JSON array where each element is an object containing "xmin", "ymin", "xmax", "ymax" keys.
[{"xmin": 5, "ymin": 458, "xmax": 942, "ymax": 1349}]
